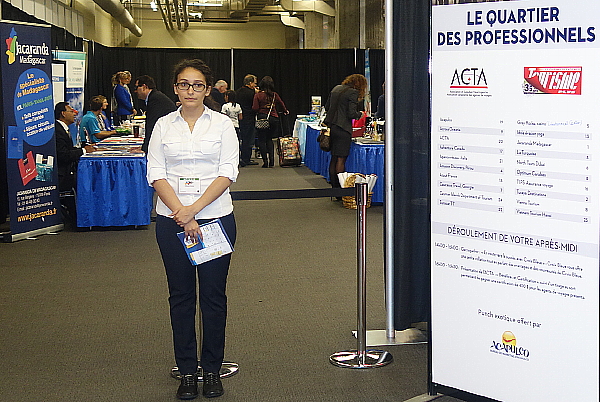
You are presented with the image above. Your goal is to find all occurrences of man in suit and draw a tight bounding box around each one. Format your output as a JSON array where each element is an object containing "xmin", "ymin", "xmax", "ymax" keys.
[
  {"xmin": 55, "ymin": 102, "xmax": 96, "ymax": 224},
  {"xmin": 55, "ymin": 102, "xmax": 96, "ymax": 192},
  {"xmin": 236, "ymin": 74, "xmax": 259, "ymax": 166},
  {"xmin": 133, "ymin": 75, "xmax": 177, "ymax": 153}
]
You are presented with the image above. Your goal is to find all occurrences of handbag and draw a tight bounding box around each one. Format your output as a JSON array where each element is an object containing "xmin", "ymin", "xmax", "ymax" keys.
[
  {"xmin": 255, "ymin": 99, "xmax": 274, "ymax": 129},
  {"xmin": 318, "ymin": 127, "xmax": 331, "ymax": 152}
]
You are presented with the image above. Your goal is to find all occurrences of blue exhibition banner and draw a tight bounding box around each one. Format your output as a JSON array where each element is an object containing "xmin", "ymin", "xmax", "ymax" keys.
[{"xmin": 1, "ymin": 21, "xmax": 62, "ymax": 240}]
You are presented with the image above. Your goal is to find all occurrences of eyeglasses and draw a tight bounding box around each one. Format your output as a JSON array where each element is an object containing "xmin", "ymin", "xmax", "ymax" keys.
[{"xmin": 175, "ymin": 82, "xmax": 207, "ymax": 92}]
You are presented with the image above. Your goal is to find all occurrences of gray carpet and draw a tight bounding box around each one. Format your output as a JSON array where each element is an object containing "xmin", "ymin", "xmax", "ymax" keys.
[{"xmin": 0, "ymin": 162, "xmax": 449, "ymax": 401}]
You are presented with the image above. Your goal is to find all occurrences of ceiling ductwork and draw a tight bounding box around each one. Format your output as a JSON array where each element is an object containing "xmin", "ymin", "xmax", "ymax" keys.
[
  {"xmin": 278, "ymin": 0, "xmax": 335, "ymax": 17},
  {"xmin": 279, "ymin": 14, "xmax": 304, "ymax": 29},
  {"xmin": 92, "ymin": 0, "xmax": 143, "ymax": 36},
  {"xmin": 152, "ymin": 0, "xmax": 333, "ymax": 28}
]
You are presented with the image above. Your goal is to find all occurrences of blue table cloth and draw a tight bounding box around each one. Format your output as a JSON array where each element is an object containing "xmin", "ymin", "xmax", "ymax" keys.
[
  {"xmin": 293, "ymin": 118, "xmax": 321, "ymax": 161},
  {"xmin": 77, "ymin": 156, "xmax": 153, "ymax": 227},
  {"xmin": 304, "ymin": 126, "xmax": 385, "ymax": 204}
]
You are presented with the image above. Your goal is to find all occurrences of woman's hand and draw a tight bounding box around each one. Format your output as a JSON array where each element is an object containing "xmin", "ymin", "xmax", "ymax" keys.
[
  {"xmin": 183, "ymin": 220, "xmax": 203, "ymax": 243},
  {"xmin": 169, "ymin": 205, "xmax": 198, "ymax": 226}
]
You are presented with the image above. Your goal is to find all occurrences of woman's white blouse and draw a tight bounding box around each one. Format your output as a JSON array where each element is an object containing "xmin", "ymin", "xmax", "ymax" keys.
[{"xmin": 147, "ymin": 107, "xmax": 239, "ymax": 220}]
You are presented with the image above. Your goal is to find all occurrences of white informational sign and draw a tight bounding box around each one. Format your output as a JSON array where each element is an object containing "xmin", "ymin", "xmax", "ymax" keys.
[
  {"xmin": 431, "ymin": 1, "xmax": 599, "ymax": 401},
  {"xmin": 52, "ymin": 62, "xmax": 65, "ymax": 103},
  {"xmin": 52, "ymin": 50, "xmax": 86, "ymax": 143}
]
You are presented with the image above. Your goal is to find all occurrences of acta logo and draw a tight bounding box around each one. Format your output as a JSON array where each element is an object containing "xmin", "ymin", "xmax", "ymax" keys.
[
  {"xmin": 490, "ymin": 330, "xmax": 530, "ymax": 360},
  {"xmin": 5, "ymin": 27, "xmax": 17, "ymax": 64},
  {"xmin": 450, "ymin": 68, "xmax": 488, "ymax": 88}
]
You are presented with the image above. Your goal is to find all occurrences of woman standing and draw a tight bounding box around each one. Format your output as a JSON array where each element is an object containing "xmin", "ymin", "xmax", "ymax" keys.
[
  {"xmin": 252, "ymin": 76, "xmax": 288, "ymax": 168},
  {"xmin": 112, "ymin": 71, "xmax": 137, "ymax": 125},
  {"xmin": 221, "ymin": 90, "xmax": 242, "ymax": 140},
  {"xmin": 323, "ymin": 74, "xmax": 367, "ymax": 189},
  {"xmin": 147, "ymin": 59, "xmax": 239, "ymax": 400}
]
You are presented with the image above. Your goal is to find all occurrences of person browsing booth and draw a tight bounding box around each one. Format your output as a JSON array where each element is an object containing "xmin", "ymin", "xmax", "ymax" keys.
[{"xmin": 133, "ymin": 74, "xmax": 177, "ymax": 153}]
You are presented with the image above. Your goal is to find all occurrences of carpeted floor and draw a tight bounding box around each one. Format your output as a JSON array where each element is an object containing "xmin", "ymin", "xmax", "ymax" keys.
[{"xmin": 0, "ymin": 161, "xmax": 456, "ymax": 402}]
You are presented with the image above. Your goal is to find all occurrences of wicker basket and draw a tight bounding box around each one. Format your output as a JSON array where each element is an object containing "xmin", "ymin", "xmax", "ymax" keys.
[
  {"xmin": 342, "ymin": 194, "xmax": 373, "ymax": 209},
  {"xmin": 341, "ymin": 173, "xmax": 372, "ymax": 209}
]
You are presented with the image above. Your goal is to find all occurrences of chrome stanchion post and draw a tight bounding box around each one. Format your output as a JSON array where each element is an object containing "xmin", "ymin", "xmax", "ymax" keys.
[{"xmin": 329, "ymin": 183, "xmax": 393, "ymax": 369}]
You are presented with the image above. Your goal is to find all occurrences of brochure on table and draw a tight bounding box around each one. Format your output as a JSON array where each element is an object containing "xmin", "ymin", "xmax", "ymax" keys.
[{"xmin": 431, "ymin": 1, "xmax": 599, "ymax": 401}]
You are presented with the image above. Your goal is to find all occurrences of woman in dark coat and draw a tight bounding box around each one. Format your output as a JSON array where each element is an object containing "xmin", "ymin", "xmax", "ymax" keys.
[
  {"xmin": 323, "ymin": 74, "xmax": 368, "ymax": 188},
  {"xmin": 252, "ymin": 76, "xmax": 288, "ymax": 167}
]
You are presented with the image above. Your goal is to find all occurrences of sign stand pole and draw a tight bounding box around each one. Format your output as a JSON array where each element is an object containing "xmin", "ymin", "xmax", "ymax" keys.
[{"xmin": 330, "ymin": 182, "xmax": 393, "ymax": 368}]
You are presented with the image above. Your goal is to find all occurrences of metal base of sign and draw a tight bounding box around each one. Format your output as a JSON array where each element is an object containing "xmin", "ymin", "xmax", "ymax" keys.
[
  {"xmin": 4, "ymin": 223, "xmax": 64, "ymax": 242},
  {"xmin": 403, "ymin": 394, "xmax": 445, "ymax": 402},
  {"xmin": 170, "ymin": 361, "xmax": 239, "ymax": 381},
  {"xmin": 351, "ymin": 328, "xmax": 427, "ymax": 346},
  {"xmin": 329, "ymin": 350, "xmax": 393, "ymax": 369}
]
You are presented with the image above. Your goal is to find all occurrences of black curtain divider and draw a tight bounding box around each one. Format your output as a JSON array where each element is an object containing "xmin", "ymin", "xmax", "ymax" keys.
[
  {"xmin": 391, "ymin": 0, "xmax": 431, "ymax": 330},
  {"xmin": 85, "ymin": 43, "xmax": 231, "ymax": 113},
  {"xmin": 356, "ymin": 49, "xmax": 385, "ymax": 113},
  {"xmin": 233, "ymin": 49, "xmax": 359, "ymax": 127}
]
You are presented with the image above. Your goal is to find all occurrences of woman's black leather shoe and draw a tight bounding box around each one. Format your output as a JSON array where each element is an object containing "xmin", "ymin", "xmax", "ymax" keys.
[
  {"xmin": 176, "ymin": 374, "xmax": 198, "ymax": 400},
  {"xmin": 202, "ymin": 372, "xmax": 224, "ymax": 398}
]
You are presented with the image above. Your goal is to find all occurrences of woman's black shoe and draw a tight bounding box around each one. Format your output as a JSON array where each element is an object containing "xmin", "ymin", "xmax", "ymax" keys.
[
  {"xmin": 176, "ymin": 374, "xmax": 198, "ymax": 400},
  {"xmin": 262, "ymin": 164, "xmax": 268, "ymax": 168},
  {"xmin": 202, "ymin": 372, "xmax": 224, "ymax": 398}
]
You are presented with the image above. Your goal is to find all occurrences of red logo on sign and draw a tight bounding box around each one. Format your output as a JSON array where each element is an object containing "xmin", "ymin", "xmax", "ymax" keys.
[{"xmin": 523, "ymin": 67, "xmax": 581, "ymax": 95}]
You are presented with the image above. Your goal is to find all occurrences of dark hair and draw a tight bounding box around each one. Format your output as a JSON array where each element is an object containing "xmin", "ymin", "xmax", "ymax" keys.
[
  {"xmin": 172, "ymin": 59, "xmax": 214, "ymax": 88},
  {"xmin": 341, "ymin": 74, "xmax": 368, "ymax": 100},
  {"xmin": 54, "ymin": 101, "xmax": 69, "ymax": 120},
  {"xmin": 89, "ymin": 95, "xmax": 106, "ymax": 111},
  {"xmin": 258, "ymin": 76, "xmax": 275, "ymax": 95},
  {"xmin": 135, "ymin": 75, "xmax": 156, "ymax": 90},
  {"xmin": 243, "ymin": 74, "xmax": 257, "ymax": 86},
  {"xmin": 225, "ymin": 90, "xmax": 236, "ymax": 105}
]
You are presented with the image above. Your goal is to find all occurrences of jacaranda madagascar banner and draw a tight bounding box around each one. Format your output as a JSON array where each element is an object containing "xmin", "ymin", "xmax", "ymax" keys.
[{"xmin": 1, "ymin": 21, "xmax": 62, "ymax": 241}]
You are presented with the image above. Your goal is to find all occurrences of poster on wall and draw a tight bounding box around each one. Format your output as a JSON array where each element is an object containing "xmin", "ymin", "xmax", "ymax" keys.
[
  {"xmin": 52, "ymin": 50, "xmax": 86, "ymax": 145},
  {"xmin": 1, "ymin": 21, "xmax": 62, "ymax": 241},
  {"xmin": 430, "ymin": 1, "xmax": 599, "ymax": 401}
]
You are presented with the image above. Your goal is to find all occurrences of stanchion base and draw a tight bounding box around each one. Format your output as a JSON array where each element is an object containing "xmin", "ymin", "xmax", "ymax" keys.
[
  {"xmin": 170, "ymin": 361, "xmax": 239, "ymax": 381},
  {"xmin": 402, "ymin": 393, "xmax": 446, "ymax": 402},
  {"xmin": 329, "ymin": 349, "xmax": 393, "ymax": 369},
  {"xmin": 352, "ymin": 329, "xmax": 427, "ymax": 346}
]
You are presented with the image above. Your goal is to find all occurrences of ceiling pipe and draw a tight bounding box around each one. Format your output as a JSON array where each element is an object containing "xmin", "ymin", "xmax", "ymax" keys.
[
  {"xmin": 92, "ymin": 0, "xmax": 143, "ymax": 37},
  {"xmin": 155, "ymin": 0, "xmax": 172, "ymax": 29},
  {"xmin": 163, "ymin": 0, "xmax": 176, "ymax": 29},
  {"xmin": 182, "ymin": 0, "xmax": 190, "ymax": 29},
  {"xmin": 172, "ymin": 0, "xmax": 183, "ymax": 29},
  {"xmin": 280, "ymin": 14, "xmax": 304, "ymax": 29}
]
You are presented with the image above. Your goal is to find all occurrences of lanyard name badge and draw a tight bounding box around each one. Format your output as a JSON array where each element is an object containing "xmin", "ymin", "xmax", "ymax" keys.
[{"xmin": 179, "ymin": 177, "xmax": 201, "ymax": 194}]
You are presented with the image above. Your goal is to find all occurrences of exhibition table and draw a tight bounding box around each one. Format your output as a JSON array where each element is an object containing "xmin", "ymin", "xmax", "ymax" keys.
[
  {"xmin": 293, "ymin": 118, "xmax": 321, "ymax": 161},
  {"xmin": 304, "ymin": 126, "xmax": 384, "ymax": 204},
  {"xmin": 76, "ymin": 155, "xmax": 153, "ymax": 227}
]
